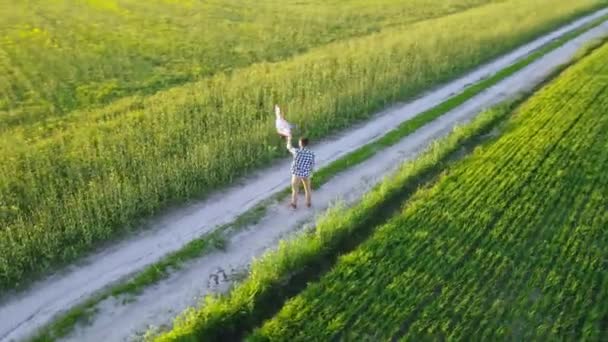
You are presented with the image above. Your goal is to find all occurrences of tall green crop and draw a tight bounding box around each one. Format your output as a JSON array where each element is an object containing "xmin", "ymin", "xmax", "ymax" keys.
[{"xmin": 0, "ymin": 0, "xmax": 500, "ymax": 128}]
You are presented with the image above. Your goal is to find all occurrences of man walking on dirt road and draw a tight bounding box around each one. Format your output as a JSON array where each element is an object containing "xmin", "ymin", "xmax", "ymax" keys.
[{"xmin": 286, "ymin": 136, "xmax": 315, "ymax": 209}]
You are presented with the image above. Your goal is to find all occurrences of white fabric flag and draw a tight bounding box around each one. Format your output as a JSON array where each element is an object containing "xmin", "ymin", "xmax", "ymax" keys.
[{"xmin": 275, "ymin": 105, "xmax": 292, "ymax": 137}]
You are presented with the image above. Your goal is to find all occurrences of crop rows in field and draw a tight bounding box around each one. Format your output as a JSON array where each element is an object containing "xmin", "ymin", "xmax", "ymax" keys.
[
  {"xmin": 0, "ymin": 0, "xmax": 604, "ymax": 290},
  {"xmin": 250, "ymin": 42, "xmax": 608, "ymax": 341}
]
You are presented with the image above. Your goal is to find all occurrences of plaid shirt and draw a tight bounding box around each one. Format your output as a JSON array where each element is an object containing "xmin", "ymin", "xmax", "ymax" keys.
[{"xmin": 288, "ymin": 146, "xmax": 315, "ymax": 177}]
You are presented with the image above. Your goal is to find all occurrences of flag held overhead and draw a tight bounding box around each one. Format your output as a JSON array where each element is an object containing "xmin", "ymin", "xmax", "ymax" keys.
[{"xmin": 275, "ymin": 104, "xmax": 293, "ymax": 137}]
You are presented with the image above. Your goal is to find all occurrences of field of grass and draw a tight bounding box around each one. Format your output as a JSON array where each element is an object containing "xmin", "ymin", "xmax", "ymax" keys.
[
  {"xmin": 0, "ymin": 0, "xmax": 605, "ymax": 291},
  {"xmin": 1, "ymin": 0, "xmax": 504, "ymax": 128},
  {"xmin": 247, "ymin": 42, "xmax": 608, "ymax": 341}
]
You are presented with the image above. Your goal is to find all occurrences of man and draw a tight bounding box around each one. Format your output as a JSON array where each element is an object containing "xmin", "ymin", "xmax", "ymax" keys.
[{"xmin": 286, "ymin": 136, "xmax": 315, "ymax": 209}]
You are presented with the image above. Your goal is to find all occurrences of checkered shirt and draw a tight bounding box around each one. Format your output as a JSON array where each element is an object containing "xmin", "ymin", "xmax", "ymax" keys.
[{"xmin": 289, "ymin": 147, "xmax": 315, "ymax": 178}]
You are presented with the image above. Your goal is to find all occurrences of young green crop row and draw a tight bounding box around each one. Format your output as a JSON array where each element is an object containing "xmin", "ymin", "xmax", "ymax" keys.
[
  {"xmin": 0, "ymin": 0, "xmax": 604, "ymax": 291},
  {"xmin": 250, "ymin": 42, "xmax": 608, "ymax": 341},
  {"xmin": 0, "ymin": 0, "xmax": 500, "ymax": 128}
]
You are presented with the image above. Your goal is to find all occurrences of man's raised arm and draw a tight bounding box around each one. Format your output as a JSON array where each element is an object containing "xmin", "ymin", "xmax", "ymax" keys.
[{"xmin": 286, "ymin": 136, "xmax": 297, "ymax": 156}]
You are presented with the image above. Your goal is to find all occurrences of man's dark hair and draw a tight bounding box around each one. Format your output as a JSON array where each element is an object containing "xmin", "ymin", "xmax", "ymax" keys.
[{"xmin": 299, "ymin": 137, "xmax": 309, "ymax": 147}]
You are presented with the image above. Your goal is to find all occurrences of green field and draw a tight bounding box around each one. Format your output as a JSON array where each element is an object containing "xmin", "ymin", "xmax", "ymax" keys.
[
  {"xmin": 0, "ymin": 0, "xmax": 605, "ymax": 291},
  {"xmin": 246, "ymin": 42, "xmax": 608, "ymax": 341},
  {"xmin": 1, "ymin": 0, "xmax": 503, "ymax": 127}
]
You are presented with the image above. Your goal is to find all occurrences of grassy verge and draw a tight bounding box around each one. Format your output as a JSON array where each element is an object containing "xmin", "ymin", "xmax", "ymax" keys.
[{"xmin": 30, "ymin": 14, "xmax": 608, "ymax": 342}]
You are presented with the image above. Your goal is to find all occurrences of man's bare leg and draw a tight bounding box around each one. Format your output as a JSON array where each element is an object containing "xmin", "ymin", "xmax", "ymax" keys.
[
  {"xmin": 302, "ymin": 177, "xmax": 312, "ymax": 207},
  {"xmin": 291, "ymin": 175, "xmax": 300, "ymax": 208}
]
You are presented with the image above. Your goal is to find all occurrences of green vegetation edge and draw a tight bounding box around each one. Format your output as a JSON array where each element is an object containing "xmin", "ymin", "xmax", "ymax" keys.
[{"xmin": 30, "ymin": 13, "xmax": 608, "ymax": 342}]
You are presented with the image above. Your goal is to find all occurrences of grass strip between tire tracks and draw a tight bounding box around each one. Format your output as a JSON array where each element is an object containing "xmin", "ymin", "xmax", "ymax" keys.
[{"xmin": 31, "ymin": 13, "xmax": 608, "ymax": 342}]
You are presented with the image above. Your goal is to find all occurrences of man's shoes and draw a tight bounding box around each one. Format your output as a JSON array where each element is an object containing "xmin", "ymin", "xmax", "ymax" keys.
[{"xmin": 290, "ymin": 203, "xmax": 297, "ymax": 210}]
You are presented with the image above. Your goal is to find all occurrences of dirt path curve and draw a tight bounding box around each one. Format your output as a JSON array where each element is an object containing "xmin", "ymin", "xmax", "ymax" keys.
[{"xmin": 2, "ymin": 9, "xmax": 608, "ymax": 342}]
